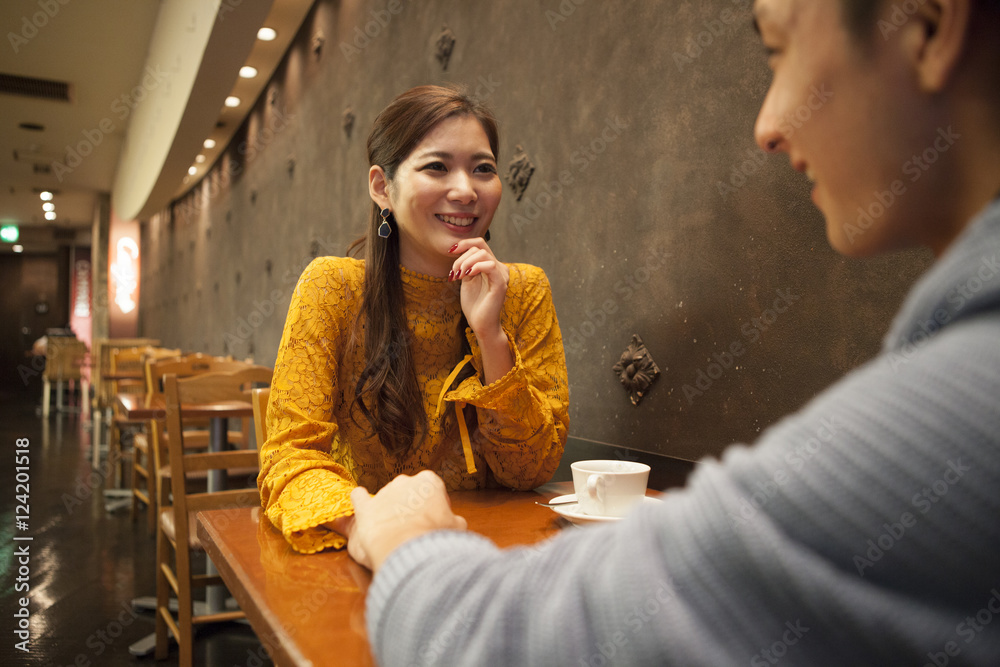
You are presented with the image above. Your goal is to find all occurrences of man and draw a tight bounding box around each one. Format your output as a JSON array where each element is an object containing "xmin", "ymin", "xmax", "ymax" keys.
[{"xmin": 349, "ymin": 1, "xmax": 1000, "ymax": 664}]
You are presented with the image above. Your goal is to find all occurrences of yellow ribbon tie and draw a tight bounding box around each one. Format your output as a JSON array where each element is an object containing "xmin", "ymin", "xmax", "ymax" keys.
[{"xmin": 436, "ymin": 355, "xmax": 477, "ymax": 475}]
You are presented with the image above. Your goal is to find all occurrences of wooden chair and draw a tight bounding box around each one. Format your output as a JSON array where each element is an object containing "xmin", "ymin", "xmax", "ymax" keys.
[
  {"xmin": 155, "ymin": 366, "xmax": 272, "ymax": 666},
  {"xmin": 131, "ymin": 353, "xmax": 249, "ymax": 535},
  {"xmin": 41, "ymin": 336, "xmax": 89, "ymax": 416},
  {"xmin": 250, "ymin": 386, "xmax": 270, "ymax": 466},
  {"xmin": 90, "ymin": 337, "xmax": 159, "ymax": 468},
  {"xmin": 108, "ymin": 346, "xmax": 157, "ymax": 486}
]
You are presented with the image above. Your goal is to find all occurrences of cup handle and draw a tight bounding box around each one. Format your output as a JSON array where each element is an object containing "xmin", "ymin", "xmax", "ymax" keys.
[{"xmin": 586, "ymin": 474, "xmax": 606, "ymax": 514}]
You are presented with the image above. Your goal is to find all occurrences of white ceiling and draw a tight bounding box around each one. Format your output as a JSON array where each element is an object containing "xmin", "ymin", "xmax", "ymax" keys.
[{"xmin": 0, "ymin": 0, "xmax": 313, "ymax": 252}]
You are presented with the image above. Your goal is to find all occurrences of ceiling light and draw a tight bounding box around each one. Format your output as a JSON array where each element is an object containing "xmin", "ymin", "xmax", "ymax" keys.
[
  {"xmin": 42, "ymin": 202, "xmax": 54, "ymax": 212},
  {"xmin": 257, "ymin": 27, "xmax": 277, "ymax": 41},
  {"xmin": 188, "ymin": 166, "xmax": 198, "ymax": 175},
  {"xmin": 1, "ymin": 225, "xmax": 18, "ymax": 243},
  {"xmin": 13, "ymin": 244, "xmax": 24, "ymax": 253},
  {"xmin": 39, "ymin": 191, "xmax": 53, "ymax": 201},
  {"xmin": 44, "ymin": 211, "xmax": 56, "ymax": 220},
  {"xmin": 203, "ymin": 139, "xmax": 216, "ymax": 149},
  {"xmin": 239, "ymin": 66, "xmax": 258, "ymax": 79},
  {"xmin": 224, "ymin": 96, "xmax": 241, "ymax": 108},
  {"xmin": 195, "ymin": 155, "xmax": 206, "ymax": 163}
]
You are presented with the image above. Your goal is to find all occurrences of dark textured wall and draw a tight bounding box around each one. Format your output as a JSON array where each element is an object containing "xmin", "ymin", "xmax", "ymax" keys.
[{"xmin": 140, "ymin": 0, "xmax": 932, "ymax": 465}]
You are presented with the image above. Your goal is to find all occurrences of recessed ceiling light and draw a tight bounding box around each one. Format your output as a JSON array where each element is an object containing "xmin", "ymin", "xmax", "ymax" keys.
[
  {"xmin": 42, "ymin": 202, "xmax": 54, "ymax": 212},
  {"xmin": 188, "ymin": 166, "xmax": 198, "ymax": 175},
  {"xmin": 13, "ymin": 244, "xmax": 23, "ymax": 253},
  {"xmin": 203, "ymin": 139, "xmax": 216, "ymax": 149},
  {"xmin": 195, "ymin": 155, "xmax": 206, "ymax": 163},
  {"xmin": 257, "ymin": 27, "xmax": 277, "ymax": 41},
  {"xmin": 224, "ymin": 96, "xmax": 241, "ymax": 108},
  {"xmin": 39, "ymin": 191, "xmax": 53, "ymax": 201},
  {"xmin": 239, "ymin": 66, "xmax": 258, "ymax": 79},
  {"xmin": 44, "ymin": 211, "xmax": 56, "ymax": 220}
]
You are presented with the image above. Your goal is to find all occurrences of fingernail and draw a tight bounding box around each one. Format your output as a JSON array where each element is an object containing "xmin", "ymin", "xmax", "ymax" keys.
[
  {"xmin": 449, "ymin": 244, "xmax": 458, "ymax": 253},
  {"xmin": 463, "ymin": 268, "xmax": 472, "ymax": 276},
  {"xmin": 448, "ymin": 270, "xmax": 454, "ymax": 281}
]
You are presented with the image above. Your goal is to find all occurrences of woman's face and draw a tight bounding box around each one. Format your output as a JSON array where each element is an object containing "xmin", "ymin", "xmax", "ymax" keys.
[{"xmin": 374, "ymin": 114, "xmax": 501, "ymax": 277}]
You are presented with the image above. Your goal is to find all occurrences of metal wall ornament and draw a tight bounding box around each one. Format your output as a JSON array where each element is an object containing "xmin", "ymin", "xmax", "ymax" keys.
[
  {"xmin": 613, "ymin": 334, "xmax": 661, "ymax": 406},
  {"xmin": 506, "ymin": 145, "xmax": 535, "ymax": 201},
  {"xmin": 342, "ymin": 107, "xmax": 356, "ymax": 138},
  {"xmin": 435, "ymin": 25, "xmax": 456, "ymax": 70}
]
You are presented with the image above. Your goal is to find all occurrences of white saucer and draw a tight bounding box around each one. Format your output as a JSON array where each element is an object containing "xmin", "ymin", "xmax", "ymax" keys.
[{"xmin": 546, "ymin": 494, "xmax": 663, "ymax": 525}]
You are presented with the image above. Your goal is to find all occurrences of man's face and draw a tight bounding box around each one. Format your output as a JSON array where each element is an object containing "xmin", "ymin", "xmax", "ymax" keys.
[{"xmin": 752, "ymin": 0, "xmax": 947, "ymax": 256}]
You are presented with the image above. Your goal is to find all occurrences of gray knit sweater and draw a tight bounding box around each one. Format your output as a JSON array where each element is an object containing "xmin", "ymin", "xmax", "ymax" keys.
[{"xmin": 366, "ymin": 199, "xmax": 1000, "ymax": 666}]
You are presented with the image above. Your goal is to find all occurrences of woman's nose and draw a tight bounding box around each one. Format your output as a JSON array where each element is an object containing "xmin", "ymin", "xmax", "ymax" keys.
[{"xmin": 448, "ymin": 172, "xmax": 477, "ymax": 203}]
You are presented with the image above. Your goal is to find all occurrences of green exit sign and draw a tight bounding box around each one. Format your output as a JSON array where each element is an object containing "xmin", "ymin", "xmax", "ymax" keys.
[{"xmin": 1, "ymin": 225, "xmax": 19, "ymax": 243}]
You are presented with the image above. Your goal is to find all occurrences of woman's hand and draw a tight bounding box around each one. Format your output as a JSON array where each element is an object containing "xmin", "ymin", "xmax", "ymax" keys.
[
  {"xmin": 449, "ymin": 238, "xmax": 514, "ymax": 384},
  {"xmin": 348, "ymin": 470, "xmax": 467, "ymax": 572}
]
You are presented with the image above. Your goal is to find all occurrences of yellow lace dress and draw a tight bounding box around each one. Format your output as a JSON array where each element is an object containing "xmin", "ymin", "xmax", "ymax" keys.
[{"xmin": 258, "ymin": 256, "xmax": 569, "ymax": 553}]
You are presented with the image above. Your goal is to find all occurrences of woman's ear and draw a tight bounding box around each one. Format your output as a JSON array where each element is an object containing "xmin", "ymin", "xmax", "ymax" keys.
[
  {"xmin": 908, "ymin": 0, "xmax": 972, "ymax": 93},
  {"xmin": 369, "ymin": 165, "xmax": 391, "ymax": 210}
]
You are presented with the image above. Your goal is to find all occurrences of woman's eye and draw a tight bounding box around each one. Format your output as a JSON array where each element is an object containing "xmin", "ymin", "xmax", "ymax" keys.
[
  {"xmin": 421, "ymin": 162, "xmax": 447, "ymax": 172},
  {"xmin": 475, "ymin": 163, "xmax": 497, "ymax": 174}
]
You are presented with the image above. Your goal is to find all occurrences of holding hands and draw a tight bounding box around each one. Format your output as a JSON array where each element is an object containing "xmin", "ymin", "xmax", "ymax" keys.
[{"xmin": 349, "ymin": 470, "xmax": 468, "ymax": 572}]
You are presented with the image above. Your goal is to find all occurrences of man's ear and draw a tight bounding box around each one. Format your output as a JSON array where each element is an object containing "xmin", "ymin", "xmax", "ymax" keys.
[
  {"xmin": 906, "ymin": 0, "xmax": 972, "ymax": 92},
  {"xmin": 369, "ymin": 165, "xmax": 391, "ymax": 210}
]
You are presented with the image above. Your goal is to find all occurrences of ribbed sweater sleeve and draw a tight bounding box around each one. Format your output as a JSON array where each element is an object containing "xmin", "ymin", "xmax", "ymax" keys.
[{"xmin": 366, "ymin": 201, "xmax": 1000, "ymax": 666}]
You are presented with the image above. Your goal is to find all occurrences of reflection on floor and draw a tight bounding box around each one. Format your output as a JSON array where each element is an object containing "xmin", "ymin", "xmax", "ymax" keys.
[{"xmin": 0, "ymin": 389, "xmax": 274, "ymax": 666}]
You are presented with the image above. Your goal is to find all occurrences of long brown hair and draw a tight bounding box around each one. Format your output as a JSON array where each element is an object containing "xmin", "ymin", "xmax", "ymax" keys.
[{"xmin": 347, "ymin": 85, "xmax": 500, "ymax": 455}]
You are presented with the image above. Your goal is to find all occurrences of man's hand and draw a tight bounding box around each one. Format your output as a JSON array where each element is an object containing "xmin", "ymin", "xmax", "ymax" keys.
[{"xmin": 348, "ymin": 470, "xmax": 468, "ymax": 572}]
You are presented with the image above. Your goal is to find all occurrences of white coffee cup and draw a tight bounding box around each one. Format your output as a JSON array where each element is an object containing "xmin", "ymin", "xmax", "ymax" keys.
[{"xmin": 570, "ymin": 460, "xmax": 651, "ymax": 517}]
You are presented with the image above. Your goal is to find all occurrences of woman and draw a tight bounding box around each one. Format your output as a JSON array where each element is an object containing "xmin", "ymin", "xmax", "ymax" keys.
[{"xmin": 258, "ymin": 85, "xmax": 569, "ymax": 554}]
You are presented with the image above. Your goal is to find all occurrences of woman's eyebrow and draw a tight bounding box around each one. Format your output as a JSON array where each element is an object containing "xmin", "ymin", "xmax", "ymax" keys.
[{"xmin": 415, "ymin": 150, "xmax": 496, "ymax": 162}]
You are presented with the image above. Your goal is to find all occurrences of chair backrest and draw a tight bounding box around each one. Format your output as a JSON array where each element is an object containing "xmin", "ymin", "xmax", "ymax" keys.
[
  {"xmin": 43, "ymin": 337, "xmax": 88, "ymax": 382},
  {"xmin": 146, "ymin": 353, "xmax": 246, "ymax": 393},
  {"xmin": 93, "ymin": 337, "xmax": 160, "ymax": 406},
  {"xmin": 111, "ymin": 346, "xmax": 156, "ymax": 396},
  {"xmin": 162, "ymin": 366, "xmax": 273, "ymax": 541},
  {"xmin": 251, "ymin": 387, "xmax": 270, "ymax": 464}
]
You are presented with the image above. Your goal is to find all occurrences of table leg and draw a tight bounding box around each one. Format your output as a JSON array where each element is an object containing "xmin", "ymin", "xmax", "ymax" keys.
[{"xmin": 206, "ymin": 416, "xmax": 227, "ymax": 613}]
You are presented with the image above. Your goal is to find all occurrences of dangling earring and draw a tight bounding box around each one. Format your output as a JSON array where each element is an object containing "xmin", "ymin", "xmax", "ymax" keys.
[
  {"xmin": 378, "ymin": 208, "xmax": 392, "ymax": 238},
  {"xmin": 484, "ymin": 229, "xmax": 491, "ymax": 242}
]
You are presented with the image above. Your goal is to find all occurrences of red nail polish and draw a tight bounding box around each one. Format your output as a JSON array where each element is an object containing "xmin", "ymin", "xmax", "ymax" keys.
[
  {"xmin": 464, "ymin": 268, "xmax": 472, "ymax": 276},
  {"xmin": 449, "ymin": 244, "xmax": 459, "ymax": 253},
  {"xmin": 448, "ymin": 270, "xmax": 454, "ymax": 281}
]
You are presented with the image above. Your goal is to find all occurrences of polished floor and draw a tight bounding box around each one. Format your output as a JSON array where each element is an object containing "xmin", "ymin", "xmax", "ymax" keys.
[{"xmin": 0, "ymin": 384, "xmax": 274, "ymax": 666}]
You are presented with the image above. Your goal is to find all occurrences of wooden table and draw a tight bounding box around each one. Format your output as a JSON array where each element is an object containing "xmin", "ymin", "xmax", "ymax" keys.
[{"xmin": 197, "ymin": 482, "xmax": 578, "ymax": 667}]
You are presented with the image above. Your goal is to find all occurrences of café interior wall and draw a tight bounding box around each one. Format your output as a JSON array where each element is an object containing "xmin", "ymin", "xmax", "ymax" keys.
[{"xmin": 139, "ymin": 0, "xmax": 932, "ymax": 465}]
